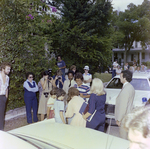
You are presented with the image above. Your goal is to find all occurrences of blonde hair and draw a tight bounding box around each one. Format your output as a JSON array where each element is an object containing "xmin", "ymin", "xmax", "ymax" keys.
[{"xmin": 90, "ymin": 78, "xmax": 105, "ymax": 96}]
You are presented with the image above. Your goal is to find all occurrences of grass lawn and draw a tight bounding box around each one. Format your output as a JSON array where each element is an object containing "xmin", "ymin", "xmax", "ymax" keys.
[{"xmin": 93, "ymin": 72, "xmax": 112, "ymax": 83}]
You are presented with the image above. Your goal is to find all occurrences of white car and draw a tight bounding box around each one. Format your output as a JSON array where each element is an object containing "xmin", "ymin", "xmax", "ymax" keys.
[
  {"xmin": 1, "ymin": 119, "xmax": 129, "ymax": 149},
  {"xmin": 105, "ymin": 72, "xmax": 150, "ymax": 114}
]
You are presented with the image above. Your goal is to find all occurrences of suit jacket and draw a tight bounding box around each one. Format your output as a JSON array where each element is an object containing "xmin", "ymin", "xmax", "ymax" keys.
[{"xmin": 115, "ymin": 82, "xmax": 135, "ymax": 122}]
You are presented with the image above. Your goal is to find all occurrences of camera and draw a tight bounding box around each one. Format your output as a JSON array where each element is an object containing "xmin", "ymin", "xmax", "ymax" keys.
[
  {"xmin": 58, "ymin": 76, "xmax": 61, "ymax": 80},
  {"xmin": 43, "ymin": 92, "xmax": 49, "ymax": 98},
  {"xmin": 47, "ymin": 69, "xmax": 52, "ymax": 80}
]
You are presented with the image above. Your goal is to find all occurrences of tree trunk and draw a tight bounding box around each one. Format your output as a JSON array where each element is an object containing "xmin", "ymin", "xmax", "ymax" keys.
[{"xmin": 124, "ymin": 48, "xmax": 127, "ymax": 65}]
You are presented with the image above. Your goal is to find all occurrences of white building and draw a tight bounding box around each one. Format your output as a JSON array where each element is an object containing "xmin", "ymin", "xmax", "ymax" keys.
[{"xmin": 112, "ymin": 41, "xmax": 150, "ymax": 66}]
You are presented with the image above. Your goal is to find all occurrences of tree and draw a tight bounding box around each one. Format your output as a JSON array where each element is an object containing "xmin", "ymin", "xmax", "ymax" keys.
[
  {"xmin": 112, "ymin": 2, "xmax": 150, "ymax": 64},
  {"xmin": 0, "ymin": 0, "xmax": 57, "ymax": 110},
  {"xmin": 46, "ymin": 0, "xmax": 113, "ymax": 72}
]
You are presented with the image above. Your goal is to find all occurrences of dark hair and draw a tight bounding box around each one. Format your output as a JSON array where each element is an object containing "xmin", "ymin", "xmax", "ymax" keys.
[
  {"xmin": 0, "ymin": 62, "xmax": 11, "ymax": 70},
  {"xmin": 68, "ymin": 70, "xmax": 74, "ymax": 76},
  {"xmin": 50, "ymin": 87, "xmax": 58, "ymax": 96},
  {"xmin": 56, "ymin": 88, "xmax": 66, "ymax": 98},
  {"xmin": 43, "ymin": 70, "xmax": 49, "ymax": 76},
  {"xmin": 57, "ymin": 55, "xmax": 61, "ymax": 59},
  {"xmin": 121, "ymin": 70, "xmax": 133, "ymax": 82},
  {"xmin": 67, "ymin": 87, "xmax": 79, "ymax": 103},
  {"xmin": 26, "ymin": 72, "xmax": 34, "ymax": 79},
  {"xmin": 74, "ymin": 72, "xmax": 83, "ymax": 81}
]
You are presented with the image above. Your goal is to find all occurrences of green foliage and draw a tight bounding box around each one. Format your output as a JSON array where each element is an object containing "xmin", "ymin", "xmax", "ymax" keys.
[
  {"xmin": 112, "ymin": 1, "xmax": 150, "ymax": 63},
  {"xmin": 93, "ymin": 72, "xmax": 112, "ymax": 83},
  {"xmin": 0, "ymin": 0, "xmax": 57, "ymax": 110},
  {"xmin": 47, "ymin": 0, "xmax": 113, "ymax": 72}
]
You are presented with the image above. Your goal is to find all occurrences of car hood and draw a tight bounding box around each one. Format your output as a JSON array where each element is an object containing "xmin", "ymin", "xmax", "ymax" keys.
[
  {"xmin": 8, "ymin": 119, "xmax": 129, "ymax": 149},
  {"xmin": 105, "ymin": 89, "xmax": 150, "ymax": 107}
]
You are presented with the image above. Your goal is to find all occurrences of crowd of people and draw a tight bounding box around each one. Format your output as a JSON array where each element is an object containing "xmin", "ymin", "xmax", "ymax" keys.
[{"xmin": 1, "ymin": 57, "xmax": 150, "ymax": 148}]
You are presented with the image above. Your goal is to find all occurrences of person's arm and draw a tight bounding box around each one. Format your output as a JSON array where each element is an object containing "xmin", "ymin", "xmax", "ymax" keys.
[
  {"xmin": 84, "ymin": 78, "xmax": 92, "ymax": 83},
  {"xmin": 80, "ymin": 93, "xmax": 90, "ymax": 98},
  {"xmin": 41, "ymin": 76, "xmax": 48, "ymax": 90},
  {"xmin": 5, "ymin": 88, "xmax": 8, "ymax": 98},
  {"xmin": 47, "ymin": 107, "xmax": 51, "ymax": 119},
  {"xmin": 82, "ymin": 112, "xmax": 91, "ymax": 120},
  {"xmin": 52, "ymin": 76, "xmax": 57, "ymax": 87},
  {"xmin": 59, "ymin": 111, "xmax": 66, "ymax": 124},
  {"xmin": 23, "ymin": 81, "xmax": 38, "ymax": 92},
  {"xmin": 59, "ymin": 61, "xmax": 66, "ymax": 70}
]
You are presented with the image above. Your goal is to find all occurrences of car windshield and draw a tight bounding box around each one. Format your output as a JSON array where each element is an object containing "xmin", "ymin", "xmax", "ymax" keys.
[{"xmin": 106, "ymin": 78, "xmax": 150, "ymax": 91}]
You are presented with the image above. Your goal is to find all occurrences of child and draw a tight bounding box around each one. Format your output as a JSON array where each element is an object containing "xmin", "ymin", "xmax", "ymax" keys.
[
  {"xmin": 47, "ymin": 87, "xmax": 58, "ymax": 119},
  {"xmin": 54, "ymin": 88, "xmax": 66, "ymax": 124}
]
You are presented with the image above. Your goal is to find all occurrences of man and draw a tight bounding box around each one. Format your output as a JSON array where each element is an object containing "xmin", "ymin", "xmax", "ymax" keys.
[
  {"xmin": 57, "ymin": 55, "xmax": 66, "ymax": 77},
  {"xmin": 83, "ymin": 66, "xmax": 92, "ymax": 87},
  {"xmin": 123, "ymin": 106, "xmax": 150, "ymax": 149},
  {"xmin": 63, "ymin": 71, "xmax": 76, "ymax": 94},
  {"xmin": 74, "ymin": 72, "xmax": 90, "ymax": 102},
  {"xmin": 115, "ymin": 70, "xmax": 135, "ymax": 139},
  {"xmin": 0, "ymin": 62, "xmax": 11, "ymax": 130},
  {"xmin": 112, "ymin": 60, "xmax": 118, "ymax": 78}
]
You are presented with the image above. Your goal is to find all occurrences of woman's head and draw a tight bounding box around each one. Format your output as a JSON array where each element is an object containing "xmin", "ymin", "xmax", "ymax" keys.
[
  {"xmin": 90, "ymin": 78, "xmax": 105, "ymax": 96},
  {"xmin": 26, "ymin": 72, "xmax": 34, "ymax": 82},
  {"xmin": 67, "ymin": 87, "xmax": 79, "ymax": 102},
  {"xmin": 70, "ymin": 65, "xmax": 76, "ymax": 73},
  {"xmin": 56, "ymin": 69, "xmax": 63, "ymax": 76}
]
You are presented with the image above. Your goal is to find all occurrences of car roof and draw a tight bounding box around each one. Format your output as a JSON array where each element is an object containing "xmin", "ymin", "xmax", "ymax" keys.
[
  {"xmin": 9, "ymin": 119, "xmax": 129, "ymax": 149},
  {"xmin": 114, "ymin": 73, "xmax": 150, "ymax": 79}
]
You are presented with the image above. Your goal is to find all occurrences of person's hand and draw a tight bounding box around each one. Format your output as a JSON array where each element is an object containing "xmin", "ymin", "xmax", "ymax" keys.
[
  {"xmin": 116, "ymin": 120, "xmax": 121, "ymax": 126},
  {"xmin": 80, "ymin": 93, "xmax": 84, "ymax": 98},
  {"xmin": 82, "ymin": 114, "xmax": 87, "ymax": 120},
  {"xmin": 49, "ymin": 77, "xmax": 53, "ymax": 83}
]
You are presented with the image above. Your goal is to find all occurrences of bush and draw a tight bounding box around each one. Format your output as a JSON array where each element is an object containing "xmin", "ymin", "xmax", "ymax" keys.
[{"xmin": 93, "ymin": 73, "xmax": 112, "ymax": 83}]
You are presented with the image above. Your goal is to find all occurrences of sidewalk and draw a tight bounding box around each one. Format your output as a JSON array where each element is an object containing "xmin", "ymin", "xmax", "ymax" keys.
[{"xmin": 5, "ymin": 106, "xmax": 26, "ymax": 121}]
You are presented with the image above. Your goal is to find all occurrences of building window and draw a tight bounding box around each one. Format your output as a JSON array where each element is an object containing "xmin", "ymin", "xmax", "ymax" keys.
[
  {"xmin": 142, "ymin": 52, "xmax": 145, "ymax": 59},
  {"xmin": 121, "ymin": 53, "xmax": 124, "ymax": 59},
  {"xmin": 131, "ymin": 54, "xmax": 134, "ymax": 61}
]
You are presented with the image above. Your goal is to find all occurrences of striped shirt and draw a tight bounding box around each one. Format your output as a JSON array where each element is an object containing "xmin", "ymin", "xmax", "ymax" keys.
[{"xmin": 74, "ymin": 83, "xmax": 90, "ymax": 101}]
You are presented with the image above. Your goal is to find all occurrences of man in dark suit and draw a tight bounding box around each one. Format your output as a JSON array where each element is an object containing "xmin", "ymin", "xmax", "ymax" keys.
[{"xmin": 115, "ymin": 70, "xmax": 135, "ymax": 139}]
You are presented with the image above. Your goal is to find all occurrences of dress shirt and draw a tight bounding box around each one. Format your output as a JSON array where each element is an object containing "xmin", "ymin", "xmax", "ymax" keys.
[{"xmin": 0, "ymin": 72, "xmax": 9, "ymax": 95}]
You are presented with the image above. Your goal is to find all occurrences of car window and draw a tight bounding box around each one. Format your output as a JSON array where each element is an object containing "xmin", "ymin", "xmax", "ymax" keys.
[
  {"xmin": 106, "ymin": 78, "xmax": 150, "ymax": 91},
  {"xmin": 106, "ymin": 78, "xmax": 123, "ymax": 89},
  {"xmin": 130, "ymin": 78, "xmax": 150, "ymax": 91}
]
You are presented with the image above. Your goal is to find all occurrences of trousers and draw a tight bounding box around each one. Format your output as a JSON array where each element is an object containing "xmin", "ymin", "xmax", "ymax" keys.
[
  {"xmin": 0, "ymin": 95, "xmax": 7, "ymax": 130},
  {"xmin": 24, "ymin": 95, "xmax": 38, "ymax": 124}
]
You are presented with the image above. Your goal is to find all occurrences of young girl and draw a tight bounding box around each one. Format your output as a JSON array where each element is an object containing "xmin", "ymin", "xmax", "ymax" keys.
[
  {"xmin": 54, "ymin": 88, "xmax": 66, "ymax": 124},
  {"xmin": 47, "ymin": 87, "xmax": 58, "ymax": 119}
]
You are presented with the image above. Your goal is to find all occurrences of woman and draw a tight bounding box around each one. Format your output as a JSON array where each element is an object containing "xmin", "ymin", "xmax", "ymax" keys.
[
  {"xmin": 82, "ymin": 78, "xmax": 106, "ymax": 132},
  {"xmin": 23, "ymin": 72, "xmax": 38, "ymax": 124},
  {"xmin": 65, "ymin": 87, "xmax": 86, "ymax": 127},
  {"xmin": 53, "ymin": 69, "xmax": 65, "ymax": 89},
  {"xmin": 38, "ymin": 71, "xmax": 53, "ymax": 121}
]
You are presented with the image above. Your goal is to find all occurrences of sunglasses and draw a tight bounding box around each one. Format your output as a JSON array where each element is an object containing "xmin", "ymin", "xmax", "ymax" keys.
[{"xmin": 29, "ymin": 77, "xmax": 33, "ymax": 78}]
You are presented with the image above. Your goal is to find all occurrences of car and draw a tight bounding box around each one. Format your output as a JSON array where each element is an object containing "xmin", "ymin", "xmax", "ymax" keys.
[
  {"xmin": 1, "ymin": 118, "xmax": 129, "ymax": 149},
  {"xmin": 104, "ymin": 72, "xmax": 150, "ymax": 115}
]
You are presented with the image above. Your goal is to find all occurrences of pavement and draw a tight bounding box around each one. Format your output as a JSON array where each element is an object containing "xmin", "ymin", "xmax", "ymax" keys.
[{"xmin": 5, "ymin": 106, "xmax": 26, "ymax": 121}]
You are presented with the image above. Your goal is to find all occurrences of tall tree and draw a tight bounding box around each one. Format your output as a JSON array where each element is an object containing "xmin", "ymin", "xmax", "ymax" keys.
[
  {"xmin": 112, "ymin": 2, "xmax": 150, "ymax": 64},
  {"xmin": 46, "ymin": 0, "xmax": 113, "ymax": 72}
]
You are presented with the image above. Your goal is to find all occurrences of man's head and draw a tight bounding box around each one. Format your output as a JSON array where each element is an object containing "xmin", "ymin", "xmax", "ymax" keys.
[
  {"xmin": 123, "ymin": 106, "xmax": 150, "ymax": 149},
  {"xmin": 68, "ymin": 71, "xmax": 74, "ymax": 81},
  {"xmin": 57, "ymin": 55, "xmax": 62, "ymax": 62},
  {"xmin": 120, "ymin": 70, "xmax": 132, "ymax": 84},
  {"xmin": 1, "ymin": 62, "xmax": 11, "ymax": 75},
  {"xmin": 74, "ymin": 72, "xmax": 83, "ymax": 86}
]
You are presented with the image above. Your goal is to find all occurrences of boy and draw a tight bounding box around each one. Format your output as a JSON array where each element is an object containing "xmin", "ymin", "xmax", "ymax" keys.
[{"xmin": 54, "ymin": 88, "xmax": 66, "ymax": 124}]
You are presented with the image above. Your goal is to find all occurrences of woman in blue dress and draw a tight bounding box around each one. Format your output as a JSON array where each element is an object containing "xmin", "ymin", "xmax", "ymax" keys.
[{"xmin": 82, "ymin": 78, "xmax": 106, "ymax": 132}]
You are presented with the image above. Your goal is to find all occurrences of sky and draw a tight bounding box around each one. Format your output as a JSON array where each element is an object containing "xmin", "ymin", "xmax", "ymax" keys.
[{"xmin": 112, "ymin": 0, "xmax": 144, "ymax": 11}]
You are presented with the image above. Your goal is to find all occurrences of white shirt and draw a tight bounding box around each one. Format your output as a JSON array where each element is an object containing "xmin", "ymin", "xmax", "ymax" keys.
[
  {"xmin": 83, "ymin": 73, "xmax": 92, "ymax": 86},
  {"xmin": 0, "ymin": 72, "xmax": 9, "ymax": 95},
  {"xmin": 113, "ymin": 62, "xmax": 118, "ymax": 70}
]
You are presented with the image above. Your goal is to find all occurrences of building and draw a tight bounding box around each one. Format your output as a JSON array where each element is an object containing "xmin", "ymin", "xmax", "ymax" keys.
[{"xmin": 112, "ymin": 41, "xmax": 150, "ymax": 66}]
